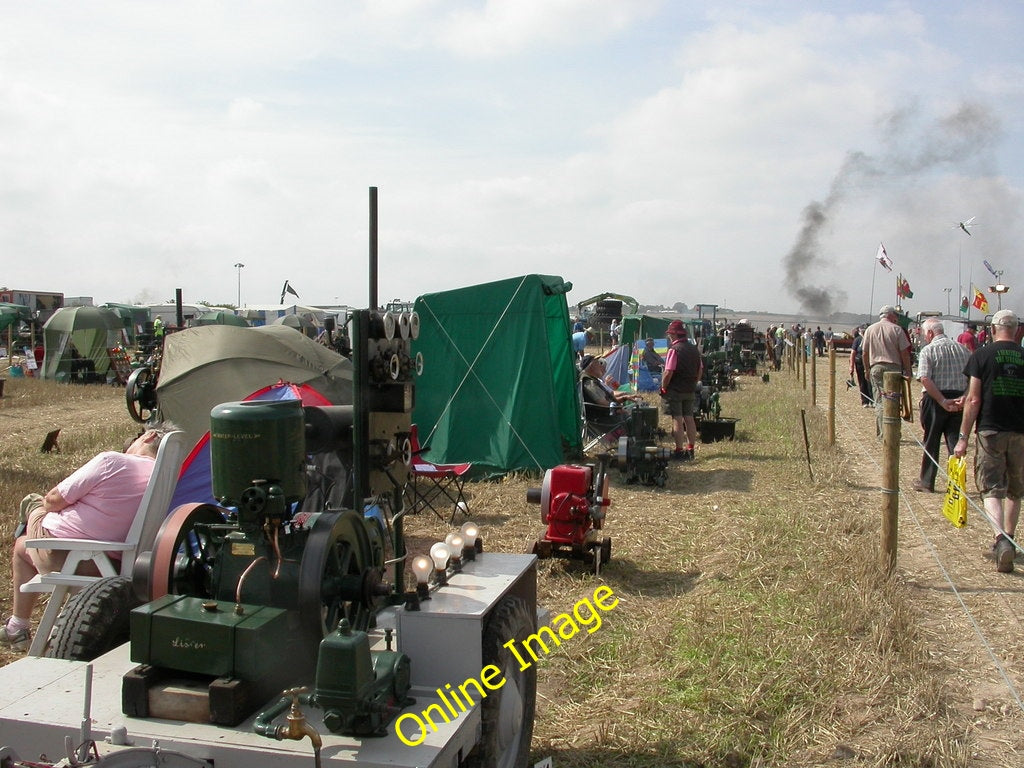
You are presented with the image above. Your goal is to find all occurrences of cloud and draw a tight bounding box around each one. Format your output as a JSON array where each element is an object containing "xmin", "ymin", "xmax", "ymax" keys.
[
  {"xmin": 435, "ymin": 0, "xmax": 660, "ymax": 58},
  {"xmin": 2, "ymin": 4, "xmax": 1023, "ymax": 315}
]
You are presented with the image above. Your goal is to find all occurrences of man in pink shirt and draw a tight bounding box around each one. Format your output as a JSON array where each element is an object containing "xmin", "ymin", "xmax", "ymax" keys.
[{"xmin": 2, "ymin": 424, "xmax": 175, "ymax": 651}]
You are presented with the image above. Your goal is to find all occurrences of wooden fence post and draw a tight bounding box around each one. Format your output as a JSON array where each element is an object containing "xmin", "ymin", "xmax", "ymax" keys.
[
  {"xmin": 801, "ymin": 343, "xmax": 807, "ymax": 390},
  {"xmin": 810, "ymin": 345, "xmax": 817, "ymax": 406},
  {"xmin": 828, "ymin": 346, "xmax": 836, "ymax": 445}
]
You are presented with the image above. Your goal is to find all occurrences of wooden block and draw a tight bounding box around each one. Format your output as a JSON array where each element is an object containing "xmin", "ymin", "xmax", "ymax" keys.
[
  {"xmin": 122, "ymin": 664, "xmax": 160, "ymax": 717},
  {"xmin": 147, "ymin": 679, "xmax": 212, "ymax": 723},
  {"xmin": 209, "ymin": 677, "xmax": 252, "ymax": 726}
]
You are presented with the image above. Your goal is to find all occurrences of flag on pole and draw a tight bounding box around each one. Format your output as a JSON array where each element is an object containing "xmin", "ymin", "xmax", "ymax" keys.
[
  {"xmin": 972, "ymin": 286, "xmax": 989, "ymax": 313},
  {"xmin": 876, "ymin": 243, "xmax": 893, "ymax": 272},
  {"xmin": 896, "ymin": 275, "xmax": 913, "ymax": 299},
  {"xmin": 959, "ymin": 295, "xmax": 969, "ymax": 314},
  {"xmin": 280, "ymin": 280, "xmax": 300, "ymax": 304}
]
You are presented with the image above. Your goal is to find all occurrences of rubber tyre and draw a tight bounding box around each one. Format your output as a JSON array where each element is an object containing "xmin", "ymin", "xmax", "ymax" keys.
[
  {"xmin": 467, "ymin": 595, "xmax": 536, "ymax": 768},
  {"xmin": 44, "ymin": 577, "xmax": 140, "ymax": 661}
]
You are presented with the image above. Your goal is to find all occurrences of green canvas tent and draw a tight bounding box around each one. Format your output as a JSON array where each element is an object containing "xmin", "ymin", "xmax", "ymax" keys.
[
  {"xmin": 0, "ymin": 302, "xmax": 32, "ymax": 333},
  {"xmin": 620, "ymin": 315, "xmax": 716, "ymax": 349},
  {"xmin": 619, "ymin": 315, "xmax": 672, "ymax": 347},
  {"xmin": 103, "ymin": 303, "xmax": 150, "ymax": 345},
  {"xmin": 195, "ymin": 310, "xmax": 249, "ymax": 327},
  {"xmin": 412, "ymin": 274, "xmax": 580, "ymax": 476},
  {"xmin": 41, "ymin": 306, "xmax": 125, "ymax": 381}
]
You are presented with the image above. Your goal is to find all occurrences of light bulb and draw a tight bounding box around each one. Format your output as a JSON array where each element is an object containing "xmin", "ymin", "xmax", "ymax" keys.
[
  {"xmin": 459, "ymin": 522, "xmax": 479, "ymax": 547},
  {"xmin": 411, "ymin": 555, "xmax": 433, "ymax": 585},
  {"xmin": 429, "ymin": 542, "xmax": 451, "ymax": 571},
  {"xmin": 446, "ymin": 533, "xmax": 465, "ymax": 553}
]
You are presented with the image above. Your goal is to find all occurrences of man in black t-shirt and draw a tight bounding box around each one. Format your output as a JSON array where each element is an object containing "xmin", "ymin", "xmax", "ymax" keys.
[{"xmin": 955, "ymin": 309, "xmax": 1024, "ymax": 573}]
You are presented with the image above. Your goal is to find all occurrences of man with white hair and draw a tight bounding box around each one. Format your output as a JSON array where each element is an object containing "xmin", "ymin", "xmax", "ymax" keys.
[
  {"xmin": 954, "ymin": 309, "xmax": 1024, "ymax": 573},
  {"xmin": 913, "ymin": 318, "xmax": 969, "ymax": 492},
  {"xmin": 861, "ymin": 305, "xmax": 913, "ymax": 436}
]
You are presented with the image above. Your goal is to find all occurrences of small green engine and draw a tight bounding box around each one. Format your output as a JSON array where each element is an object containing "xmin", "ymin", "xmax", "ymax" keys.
[{"xmin": 312, "ymin": 619, "xmax": 413, "ymax": 735}]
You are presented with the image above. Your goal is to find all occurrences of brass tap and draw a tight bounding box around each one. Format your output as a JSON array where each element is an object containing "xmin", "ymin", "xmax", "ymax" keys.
[
  {"xmin": 279, "ymin": 687, "xmax": 323, "ymax": 751},
  {"xmin": 274, "ymin": 687, "xmax": 323, "ymax": 768}
]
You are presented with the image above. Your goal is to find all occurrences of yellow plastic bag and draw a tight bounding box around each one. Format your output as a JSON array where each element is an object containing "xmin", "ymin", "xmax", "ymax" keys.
[{"xmin": 943, "ymin": 456, "xmax": 968, "ymax": 528}]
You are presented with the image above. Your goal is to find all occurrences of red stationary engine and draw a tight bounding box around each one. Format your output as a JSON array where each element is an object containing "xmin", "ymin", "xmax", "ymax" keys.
[{"xmin": 526, "ymin": 460, "xmax": 611, "ymax": 574}]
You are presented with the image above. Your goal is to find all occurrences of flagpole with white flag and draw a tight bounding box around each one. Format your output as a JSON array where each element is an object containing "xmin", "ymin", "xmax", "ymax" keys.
[{"xmin": 870, "ymin": 242, "xmax": 892, "ymax": 316}]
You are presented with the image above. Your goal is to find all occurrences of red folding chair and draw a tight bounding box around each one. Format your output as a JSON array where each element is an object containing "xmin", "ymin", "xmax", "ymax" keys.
[{"xmin": 405, "ymin": 424, "xmax": 472, "ymax": 524}]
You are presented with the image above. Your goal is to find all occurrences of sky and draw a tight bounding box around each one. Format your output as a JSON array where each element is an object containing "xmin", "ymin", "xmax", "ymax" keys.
[{"xmin": 2, "ymin": 1, "xmax": 1022, "ymax": 318}]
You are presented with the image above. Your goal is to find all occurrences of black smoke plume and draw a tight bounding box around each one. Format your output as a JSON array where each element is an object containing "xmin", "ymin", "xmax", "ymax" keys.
[{"xmin": 783, "ymin": 102, "xmax": 1000, "ymax": 315}]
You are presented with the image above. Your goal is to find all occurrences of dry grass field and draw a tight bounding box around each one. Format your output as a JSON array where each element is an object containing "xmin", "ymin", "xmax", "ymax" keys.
[{"xmin": 1, "ymin": 364, "xmax": 1023, "ymax": 767}]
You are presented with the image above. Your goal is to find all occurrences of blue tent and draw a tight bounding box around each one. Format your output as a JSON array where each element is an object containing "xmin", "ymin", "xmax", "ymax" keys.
[{"xmin": 602, "ymin": 345, "xmax": 631, "ymax": 390}]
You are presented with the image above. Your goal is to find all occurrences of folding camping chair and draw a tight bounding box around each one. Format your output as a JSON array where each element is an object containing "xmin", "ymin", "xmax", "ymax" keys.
[
  {"xmin": 582, "ymin": 404, "xmax": 630, "ymax": 454},
  {"xmin": 20, "ymin": 430, "xmax": 187, "ymax": 656},
  {"xmin": 405, "ymin": 424, "xmax": 472, "ymax": 524},
  {"xmin": 579, "ymin": 374, "xmax": 630, "ymax": 454}
]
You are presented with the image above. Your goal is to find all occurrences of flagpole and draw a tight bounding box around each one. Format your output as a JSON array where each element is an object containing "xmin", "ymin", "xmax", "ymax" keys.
[
  {"xmin": 869, "ymin": 257, "xmax": 877, "ymax": 317},
  {"xmin": 967, "ymin": 267, "xmax": 973, "ymax": 322},
  {"xmin": 950, "ymin": 246, "xmax": 958, "ymax": 319}
]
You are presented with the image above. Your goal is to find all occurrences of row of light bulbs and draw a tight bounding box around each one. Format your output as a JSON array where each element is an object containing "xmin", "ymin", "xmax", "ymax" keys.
[{"xmin": 410, "ymin": 521, "xmax": 480, "ymax": 593}]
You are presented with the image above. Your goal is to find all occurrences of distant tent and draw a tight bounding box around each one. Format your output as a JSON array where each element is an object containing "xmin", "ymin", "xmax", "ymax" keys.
[
  {"xmin": 0, "ymin": 302, "xmax": 31, "ymax": 333},
  {"xmin": 41, "ymin": 306, "xmax": 124, "ymax": 381},
  {"xmin": 619, "ymin": 315, "xmax": 672, "ymax": 347},
  {"xmin": 103, "ymin": 303, "xmax": 150, "ymax": 345},
  {"xmin": 272, "ymin": 314, "xmax": 318, "ymax": 338},
  {"xmin": 413, "ymin": 274, "xmax": 580, "ymax": 476},
  {"xmin": 195, "ymin": 310, "xmax": 249, "ymax": 327},
  {"xmin": 242, "ymin": 304, "xmax": 326, "ymax": 328},
  {"xmin": 156, "ymin": 325, "xmax": 353, "ymax": 446}
]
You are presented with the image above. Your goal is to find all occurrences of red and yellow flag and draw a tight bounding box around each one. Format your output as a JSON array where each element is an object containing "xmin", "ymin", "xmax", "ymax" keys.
[{"xmin": 972, "ymin": 286, "xmax": 989, "ymax": 313}]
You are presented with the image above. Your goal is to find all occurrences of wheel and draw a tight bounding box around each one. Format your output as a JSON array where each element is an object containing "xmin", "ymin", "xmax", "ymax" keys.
[
  {"xmin": 467, "ymin": 596, "xmax": 536, "ymax": 768},
  {"xmin": 144, "ymin": 503, "xmax": 227, "ymax": 601},
  {"xmin": 600, "ymin": 536, "xmax": 612, "ymax": 565},
  {"xmin": 298, "ymin": 510, "xmax": 383, "ymax": 641},
  {"xmin": 125, "ymin": 366, "xmax": 158, "ymax": 423},
  {"xmin": 44, "ymin": 577, "xmax": 140, "ymax": 661}
]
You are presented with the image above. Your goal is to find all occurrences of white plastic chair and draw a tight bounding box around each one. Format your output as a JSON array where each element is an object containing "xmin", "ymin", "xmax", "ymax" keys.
[{"xmin": 20, "ymin": 430, "xmax": 187, "ymax": 656}]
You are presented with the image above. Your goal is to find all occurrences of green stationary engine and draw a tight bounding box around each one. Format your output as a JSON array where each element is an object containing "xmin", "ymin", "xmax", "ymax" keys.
[{"xmin": 124, "ymin": 309, "xmax": 419, "ymax": 734}]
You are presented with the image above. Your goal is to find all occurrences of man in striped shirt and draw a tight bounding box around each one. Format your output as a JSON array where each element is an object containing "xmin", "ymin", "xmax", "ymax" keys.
[{"xmin": 914, "ymin": 319, "xmax": 969, "ymax": 492}]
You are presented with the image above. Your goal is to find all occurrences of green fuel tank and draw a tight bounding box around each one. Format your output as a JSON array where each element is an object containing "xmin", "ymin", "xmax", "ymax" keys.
[{"xmin": 210, "ymin": 399, "xmax": 306, "ymax": 505}]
